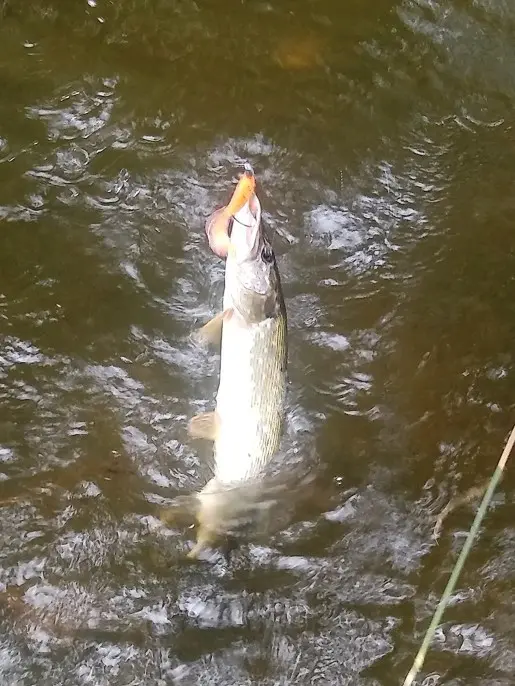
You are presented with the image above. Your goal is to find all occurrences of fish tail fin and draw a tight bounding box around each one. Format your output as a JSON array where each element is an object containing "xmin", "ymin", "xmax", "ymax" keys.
[
  {"xmin": 187, "ymin": 520, "xmax": 221, "ymax": 559},
  {"xmin": 160, "ymin": 494, "xmax": 198, "ymax": 527}
]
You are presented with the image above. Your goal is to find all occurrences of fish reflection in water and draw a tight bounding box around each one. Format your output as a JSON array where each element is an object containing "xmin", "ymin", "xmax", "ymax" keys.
[{"xmin": 272, "ymin": 32, "xmax": 326, "ymax": 71}]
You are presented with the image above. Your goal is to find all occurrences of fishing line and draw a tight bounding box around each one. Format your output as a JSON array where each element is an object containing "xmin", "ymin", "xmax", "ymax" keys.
[
  {"xmin": 231, "ymin": 216, "xmax": 252, "ymax": 228},
  {"xmin": 402, "ymin": 421, "xmax": 515, "ymax": 686}
]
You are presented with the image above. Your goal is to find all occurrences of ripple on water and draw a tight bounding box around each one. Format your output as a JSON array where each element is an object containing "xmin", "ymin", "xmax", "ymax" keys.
[
  {"xmin": 399, "ymin": 0, "xmax": 515, "ymax": 101},
  {"xmin": 26, "ymin": 78, "xmax": 118, "ymax": 142},
  {"xmin": 307, "ymin": 204, "xmax": 364, "ymax": 252},
  {"xmin": 28, "ymin": 144, "xmax": 91, "ymax": 186},
  {"xmin": 2, "ymin": 10, "xmax": 515, "ymax": 678},
  {"xmin": 0, "ymin": 137, "xmax": 10, "ymax": 163}
]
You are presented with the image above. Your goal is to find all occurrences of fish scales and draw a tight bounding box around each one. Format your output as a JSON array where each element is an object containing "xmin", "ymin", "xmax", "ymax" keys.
[
  {"xmin": 215, "ymin": 269, "xmax": 287, "ymax": 483},
  {"xmin": 185, "ymin": 167, "xmax": 288, "ymax": 558}
]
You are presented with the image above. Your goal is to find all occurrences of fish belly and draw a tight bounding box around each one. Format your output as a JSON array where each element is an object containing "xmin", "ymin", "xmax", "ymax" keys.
[{"xmin": 214, "ymin": 313, "xmax": 285, "ymax": 485}]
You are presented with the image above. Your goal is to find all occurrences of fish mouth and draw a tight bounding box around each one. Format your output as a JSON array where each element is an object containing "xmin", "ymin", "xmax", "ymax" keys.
[
  {"xmin": 204, "ymin": 164, "xmax": 259, "ymax": 261},
  {"xmin": 231, "ymin": 192, "xmax": 262, "ymax": 261}
]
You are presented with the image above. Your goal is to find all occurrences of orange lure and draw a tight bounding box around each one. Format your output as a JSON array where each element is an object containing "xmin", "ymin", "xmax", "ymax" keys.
[{"xmin": 205, "ymin": 165, "xmax": 256, "ymax": 258}]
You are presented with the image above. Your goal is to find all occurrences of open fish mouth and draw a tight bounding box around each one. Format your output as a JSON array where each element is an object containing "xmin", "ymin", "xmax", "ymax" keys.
[
  {"xmin": 230, "ymin": 191, "xmax": 262, "ymax": 263},
  {"xmin": 204, "ymin": 163, "xmax": 258, "ymax": 260}
]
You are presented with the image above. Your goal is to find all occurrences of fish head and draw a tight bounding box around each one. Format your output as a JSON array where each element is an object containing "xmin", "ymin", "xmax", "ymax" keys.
[{"xmin": 227, "ymin": 193, "xmax": 282, "ymax": 322}]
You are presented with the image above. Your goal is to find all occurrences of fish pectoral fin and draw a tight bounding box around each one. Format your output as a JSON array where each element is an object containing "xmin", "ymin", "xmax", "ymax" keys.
[
  {"xmin": 188, "ymin": 411, "xmax": 220, "ymax": 441},
  {"xmin": 192, "ymin": 309, "xmax": 234, "ymax": 346}
]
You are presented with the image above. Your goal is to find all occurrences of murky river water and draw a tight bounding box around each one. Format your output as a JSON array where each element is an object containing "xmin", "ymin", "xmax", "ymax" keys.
[{"xmin": 1, "ymin": 0, "xmax": 515, "ymax": 683}]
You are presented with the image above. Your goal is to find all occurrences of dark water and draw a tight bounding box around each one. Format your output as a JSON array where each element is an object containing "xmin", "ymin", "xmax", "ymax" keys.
[{"xmin": 1, "ymin": 0, "xmax": 515, "ymax": 683}]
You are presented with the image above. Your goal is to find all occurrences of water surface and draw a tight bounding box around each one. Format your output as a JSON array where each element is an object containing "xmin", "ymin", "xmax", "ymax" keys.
[{"xmin": 1, "ymin": 0, "xmax": 515, "ymax": 684}]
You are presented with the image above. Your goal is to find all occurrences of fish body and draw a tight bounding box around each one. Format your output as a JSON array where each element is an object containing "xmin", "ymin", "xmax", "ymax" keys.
[{"xmin": 188, "ymin": 169, "xmax": 287, "ymax": 558}]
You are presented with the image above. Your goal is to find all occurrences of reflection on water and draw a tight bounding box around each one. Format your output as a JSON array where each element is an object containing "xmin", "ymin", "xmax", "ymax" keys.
[{"xmin": 1, "ymin": 0, "xmax": 515, "ymax": 683}]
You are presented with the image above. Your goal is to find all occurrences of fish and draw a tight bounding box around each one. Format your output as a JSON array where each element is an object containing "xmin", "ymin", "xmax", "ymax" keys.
[{"xmin": 186, "ymin": 165, "xmax": 288, "ymax": 559}]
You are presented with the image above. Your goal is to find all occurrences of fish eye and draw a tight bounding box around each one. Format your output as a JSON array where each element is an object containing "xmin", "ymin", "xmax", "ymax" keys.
[{"xmin": 261, "ymin": 244, "xmax": 274, "ymax": 264}]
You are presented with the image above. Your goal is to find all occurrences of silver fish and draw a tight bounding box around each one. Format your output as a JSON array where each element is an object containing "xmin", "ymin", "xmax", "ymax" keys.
[{"xmin": 187, "ymin": 170, "xmax": 287, "ymax": 558}]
